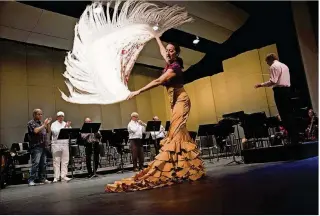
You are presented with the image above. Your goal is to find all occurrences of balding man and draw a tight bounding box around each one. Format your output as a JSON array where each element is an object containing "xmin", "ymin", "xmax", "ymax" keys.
[
  {"xmin": 27, "ymin": 109, "xmax": 52, "ymax": 186},
  {"xmin": 81, "ymin": 118, "xmax": 101, "ymax": 177},
  {"xmin": 128, "ymin": 112, "xmax": 146, "ymax": 171}
]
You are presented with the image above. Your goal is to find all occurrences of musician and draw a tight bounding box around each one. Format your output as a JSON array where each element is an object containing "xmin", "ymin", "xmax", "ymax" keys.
[
  {"xmin": 306, "ymin": 109, "xmax": 318, "ymax": 140},
  {"xmin": 150, "ymin": 116, "xmax": 166, "ymax": 155},
  {"xmin": 27, "ymin": 109, "xmax": 52, "ymax": 186},
  {"xmin": 128, "ymin": 112, "xmax": 146, "ymax": 172},
  {"xmin": 255, "ymin": 53, "xmax": 298, "ymax": 144},
  {"xmin": 51, "ymin": 111, "xmax": 72, "ymax": 182},
  {"xmin": 81, "ymin": 117, "xmax": 101, "ymax": 177}
]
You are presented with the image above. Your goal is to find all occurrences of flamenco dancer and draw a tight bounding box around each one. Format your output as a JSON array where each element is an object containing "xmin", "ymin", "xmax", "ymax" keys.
[
  {"xmin": 59, "ymin": 0, "xmax": 205, "ymax": 192},
  {"xmin": 105, "ymin": 37, "xmax": 205, "ymax": 192}
]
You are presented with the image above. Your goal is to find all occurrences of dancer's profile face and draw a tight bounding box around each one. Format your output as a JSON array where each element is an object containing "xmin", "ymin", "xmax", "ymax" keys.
[{"xmin": 166, "ymin": 44, "xmax": 177, "ymax": 62}]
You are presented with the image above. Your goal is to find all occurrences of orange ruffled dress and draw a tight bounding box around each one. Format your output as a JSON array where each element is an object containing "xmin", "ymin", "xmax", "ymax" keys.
[{"xmin": 105, "ymin": 62, "xmax": 205, "ymax": 192}]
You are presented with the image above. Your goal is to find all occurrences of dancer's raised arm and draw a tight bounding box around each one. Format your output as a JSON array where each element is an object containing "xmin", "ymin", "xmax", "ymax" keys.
[{"xmin": 155, "ymin": 37, "xmax": 170, "ymax": 64}]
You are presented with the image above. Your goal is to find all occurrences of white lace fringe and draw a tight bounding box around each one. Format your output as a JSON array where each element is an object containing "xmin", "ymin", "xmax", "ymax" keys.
[{"xmin": 60, "ymin": 0, "xmax": 193, "ymax": 104}]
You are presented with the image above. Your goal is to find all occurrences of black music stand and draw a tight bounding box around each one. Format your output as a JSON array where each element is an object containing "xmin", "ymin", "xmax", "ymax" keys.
[
  {"xmin": 219, "ymin": 118, "xmax": 242, "ymax": 166},
  {"xmin": 243, "ymin": 112, "xmax": 269, "ymax": 148},
  {"xmin": 58, "ymin": 128, "xmax": 80, "ymax": 180},
  {"xmin": 81, "ymin": 123, "xmax": 101, "ymax": 178},
  {"xmin": 198, "ymin": 124, "xmax": 217, "ymax": 162},
  {"xmin": 113, "ymin": 129, "xmax": 130, "ymax": 173},
  {"xmin": 146, "ymin": 121, "xmax": 161, "ymax": 155},
  {"xmin": 165, "ymin": 121, "xmax": 170, "ymax": 132},
  {"xmin": 100, "ymin": 130, "xmax": 114, "ymax": 146},
  {"xmin": 223, "ymin": 111, "xmax": 245, "ymax": 165}
]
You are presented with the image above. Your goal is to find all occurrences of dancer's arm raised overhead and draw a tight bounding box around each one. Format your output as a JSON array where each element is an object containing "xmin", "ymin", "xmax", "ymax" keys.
[{"xmin": 155, "ymin": 37, "xmax": 170, "ymax": 64}]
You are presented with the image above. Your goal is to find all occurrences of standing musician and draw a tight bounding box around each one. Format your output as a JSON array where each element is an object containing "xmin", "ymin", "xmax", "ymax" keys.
[
  {"xmin": 80, "ymin": 117, "xmax": 101, "ymax": 177},
  {"xmin": 128, "ymin": 112, "xmax": 146, "ymax": 172},
  {"xmin": 51, "ymin": 111, "xmax": 72, "ymax": 182}
]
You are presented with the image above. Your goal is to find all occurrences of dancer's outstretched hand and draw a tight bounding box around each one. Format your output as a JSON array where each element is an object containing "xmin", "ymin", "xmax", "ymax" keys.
[{"xmin": 127, "ymin": 90, "xmax": 141, "ymax": 100}]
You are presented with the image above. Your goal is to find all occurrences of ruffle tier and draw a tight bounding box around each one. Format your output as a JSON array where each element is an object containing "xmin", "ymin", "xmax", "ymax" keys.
[{"xmin": 105, "ymin": 135, "xmax": 205, "ymax": 193}]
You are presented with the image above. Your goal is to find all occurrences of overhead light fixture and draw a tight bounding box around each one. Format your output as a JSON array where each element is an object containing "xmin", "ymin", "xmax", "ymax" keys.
[
  {"xmin": 193, "ymin": 36, "xmax": 200, "ymax": 45},
  {"xmin": 153, "ymin": 23, "xmax": 159, "ymax": 31}
]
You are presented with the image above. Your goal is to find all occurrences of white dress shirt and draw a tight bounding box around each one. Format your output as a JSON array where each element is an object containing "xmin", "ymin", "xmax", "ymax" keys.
[
  {"xmin": 128, "ymin": 120, "xmax": 145, "ymax": 139},
  {"xmin": 150, "ymin": 125, "xmax": 166, "ymax": 140},
  {"xmin": 51, "ymin": 121, "xmax": 70, "ymax": 145},
  {"xmin": 262, "ymin": 60, "xmax": 291, "ymax": 88}
]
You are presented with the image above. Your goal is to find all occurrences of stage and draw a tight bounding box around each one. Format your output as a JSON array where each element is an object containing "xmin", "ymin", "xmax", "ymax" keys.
[
  {"xmin": 0, "ymin": 157, "xmax": 318, "ymax": 215},
  {"xmin": 242, "ymin": 141, "xmax": 319, "ymax": 163}
]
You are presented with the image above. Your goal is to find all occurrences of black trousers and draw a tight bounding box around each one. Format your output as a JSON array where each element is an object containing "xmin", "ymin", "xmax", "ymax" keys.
[
  {"xmin": 153, "ymin": 138, "xmax": 163, "ymax": 155},
  {"xmin": 273, "ymin": 87, "xmax": 298, "ymax": 144},
  {"xmin": 85, "ymin": 142, "xmax": 100, "ymax": 175},
  {"xmin": 130, "ymin": 139, "xmax": 144, "ymax": 169}
]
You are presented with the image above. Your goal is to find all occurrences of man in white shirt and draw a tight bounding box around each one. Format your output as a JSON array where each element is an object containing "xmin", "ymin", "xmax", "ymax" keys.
[
  {"xmin": 128, "ymin": 112, "xmax": 146, "ymax": 171},
  {"xmin": 255, "ymin": 53, "xmax": 298, "ymax": 144},
  {"xmin": 51, "ymin": 111, "xmax": 72, "ymax": 182},
  {"xmin": 150, "ymin": 116, "xmax": 166, "ymax": 155}
]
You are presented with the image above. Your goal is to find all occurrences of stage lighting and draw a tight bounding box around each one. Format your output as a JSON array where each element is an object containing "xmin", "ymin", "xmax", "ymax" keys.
[
  {"xmin": 153, "ymin": 23, "xmax": 159, "ymax": 31},
  {"xmin": 193, "ymin": 36, "xmax": 200, "ymax": 45}
]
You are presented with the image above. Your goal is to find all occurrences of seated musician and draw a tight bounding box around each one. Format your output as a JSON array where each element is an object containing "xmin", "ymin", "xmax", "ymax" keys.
[
  {"xmin": 80, "ymin": 117, "xmax": 101, "ymax": 177},
  {"xmin": 128, "ymin": 112, "xmax": 146, "ymax": 172},
  {"xmin": 306, "ymin": 109, "xmax": 318, "ymax": 140},
  {"xmin": 150, "ymin": 116, "xmax": 166, "ymax": 155}
]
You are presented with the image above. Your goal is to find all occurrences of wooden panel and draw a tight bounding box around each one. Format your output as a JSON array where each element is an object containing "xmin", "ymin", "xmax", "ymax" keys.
[
  {"xmin": 101, "ymin": 103, "xmax": 122, "ymax": 129},
  {"xmin": 211, "ymin": 73, "xmax": 230, "ymax": 118},
  {"xmin": 150, "ymin": 85, "xmax": 168, "ymax": 123},
  {"xmin": 26, "ymin": 45, "xmax": 54, "ymax": 86},
  {"xmin": 193, "ymin": 77, "xmax": 217, "ymax": 124},
  {"xmin": 78, "ymin": 105, "xmax": 102, "ymax": 125},
  {"xmin": 28, "ymin": 86, "xmax": 55, "ymax": 120},
  {"xmin": 1, "ymin": 84, "xmax": 29, "ymax": 128},
  {"xmin": 0, "ymin": 40, "xmax": 27, "ymax": 85},
  {"xmin": 133, "ymin": 73, "xmax": 153, "ymax": 121},
  {"xmin": 119, "ymin": 99, "xmax": 137, "ymax": 128}
]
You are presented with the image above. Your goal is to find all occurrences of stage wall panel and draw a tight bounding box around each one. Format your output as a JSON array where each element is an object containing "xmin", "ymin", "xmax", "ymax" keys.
[{"xmin": 0, "ymin": 39, "xmax": 280, "ymax": 147}]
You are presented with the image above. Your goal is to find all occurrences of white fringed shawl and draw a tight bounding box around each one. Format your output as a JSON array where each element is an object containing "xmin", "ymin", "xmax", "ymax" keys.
[{"xmin": 60, "ymin": 0, "xmax": 193, "ymax": 104}]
